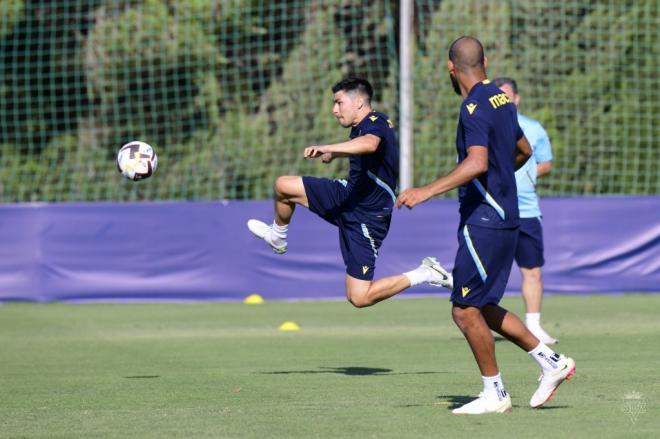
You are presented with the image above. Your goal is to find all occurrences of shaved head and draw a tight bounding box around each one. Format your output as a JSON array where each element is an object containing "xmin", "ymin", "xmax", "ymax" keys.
[{"xmin": 448, "ymin": 36, "xmax": 485, "ymax": 72}]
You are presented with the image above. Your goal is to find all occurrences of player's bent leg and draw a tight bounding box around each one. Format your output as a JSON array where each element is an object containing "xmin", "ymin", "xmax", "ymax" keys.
[
  {"xmin": 344, "ymin": 256, "xmax": 453, "ymax": 308},
  {"xmin": 480, "ymin": 306, "xmax": 575, "ymax": 408},
  {"xmin": 345, "ymin": 274, "xmax": 411, "ymax": 308},
  {"xmin": 274, "ymin": 175, "xmax": 308, "ymax": 227},
  {"xmin": 246, "ymin": 175, "xmax": 307, "ymax": 255},
  {"xmin": 481, "ymin": 304, "xmax": 539, "ymax": 352},
  {"xmin": 274, "ymin": 176, "xmax": 308, "ymax": 210}
]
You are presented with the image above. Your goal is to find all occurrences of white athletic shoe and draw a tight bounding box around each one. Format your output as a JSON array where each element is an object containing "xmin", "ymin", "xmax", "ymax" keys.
[
  {"xmin": 246, "ymin": 219, "xmax": 287, "ymax": 254},
  {"xmin": 422, "ymin": 257, "xmax": 453, "ymax": 289},
  {"xmin": 529, "ymin": 325, "xmax": 559, "ymax": 345},
  {"xmin": 452, "ymin": 392, "xmax": 512, "ymax": 415},
  {"xmin": 530, "ymin": 354, "xmax": 576, "ymax": 408}
]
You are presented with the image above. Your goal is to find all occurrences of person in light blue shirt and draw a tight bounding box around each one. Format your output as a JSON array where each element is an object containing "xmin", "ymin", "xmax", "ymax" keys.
[{"xmin": 494, "ymin": 77, "xmax": 558, "ymax": 345}]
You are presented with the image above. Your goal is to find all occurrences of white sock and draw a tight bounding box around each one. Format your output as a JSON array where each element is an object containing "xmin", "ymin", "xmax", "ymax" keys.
[
  {"xmin": 482, "ymin": 373, "xmax": 507, "ymax": 401},
  {"xmin": 528, "ymin": 342, "xmax": 560, "ymax": 372},
  {"xmin": 403, "ymin": 266, "xmax": 431, "ymax": 287},
  {"xmin": 526, "ymin": 312, "xmax": 541, "ymax": 328},
  {"xmin": 271, "ymin": 221, "xmax": 288, "ymax": 245}
]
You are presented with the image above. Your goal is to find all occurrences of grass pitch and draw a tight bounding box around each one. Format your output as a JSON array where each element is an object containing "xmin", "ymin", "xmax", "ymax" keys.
[{"xmin": 1, "ymin": 295, "xmax": 659, "ymax": 438}]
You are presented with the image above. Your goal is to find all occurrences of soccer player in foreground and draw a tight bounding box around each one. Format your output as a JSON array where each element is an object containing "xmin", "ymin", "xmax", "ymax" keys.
[
  {"xmin": 397, "ymin": 37, "xmax": 575, "ymax": 414},
  {"xmin": 493, "ymin": 76, "xmax": 558, "ymax": 345},
  {"xmin": 247, "ymin": 77, "xmax": 452, "ymax": 308}
]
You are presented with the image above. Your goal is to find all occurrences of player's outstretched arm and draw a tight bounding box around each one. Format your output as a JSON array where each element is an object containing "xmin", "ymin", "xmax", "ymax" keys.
[
  {"xmin": 397, "ymin": 145, "xmax": 488, "ymax": 209},
  {"xmin": 304, "ymin": 134, "xmax": 380, "ymax": 160}
]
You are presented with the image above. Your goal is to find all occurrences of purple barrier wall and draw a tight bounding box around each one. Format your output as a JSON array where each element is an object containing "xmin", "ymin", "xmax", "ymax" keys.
[{"xmin": 0, "ymin": 197, "xmax": 657, "ymax": 303}]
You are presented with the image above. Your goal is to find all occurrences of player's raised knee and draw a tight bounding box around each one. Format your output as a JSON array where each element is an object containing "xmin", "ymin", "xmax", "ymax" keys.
[
  {"xmin": 346, "ymin": 289, "xmax": 374, "ymax": 308},
  {"xmin": 273, "ymin": 176, "xmax": 290, "ymax": 194},
  {"xmin": 274, "ymin": 176, "xmax": 301, "ymax": 196}
]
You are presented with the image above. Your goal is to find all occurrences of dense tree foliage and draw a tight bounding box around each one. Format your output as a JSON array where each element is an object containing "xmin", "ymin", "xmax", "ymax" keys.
[{"xmin": 0, "ymin": 0, "xmax": 656, "ymax": 201}]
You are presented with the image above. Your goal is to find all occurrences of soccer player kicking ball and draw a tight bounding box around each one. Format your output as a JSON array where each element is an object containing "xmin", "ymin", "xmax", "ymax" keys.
[
  {"xmin": 397, "ymin": 37, "xmax": 575, "ymax": 414},
  {"xmin": 247, "ymin": 77, "xmax": 452, "ymax": 308}
]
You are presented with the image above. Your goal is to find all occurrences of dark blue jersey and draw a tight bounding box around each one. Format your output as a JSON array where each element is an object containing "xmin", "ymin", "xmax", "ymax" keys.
[
  {"xmin": 345, "ymin": 111, "xmax": 399, "ymax": 214},
  {"xmin": 455, "ymin": 80, "xmax": 524, "ymax": 229}
]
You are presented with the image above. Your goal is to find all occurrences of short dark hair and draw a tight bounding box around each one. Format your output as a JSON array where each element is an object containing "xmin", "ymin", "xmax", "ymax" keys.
[
  {"xmin": 493, "ymin": 77, "xmax": 518, "ymax": 94},
  {"xmin": 332, "ymin": 77, "xmax": 373, "ymax": 103},
  {"xmin": 448, "ymin": 36, "xmax": 485, "ymax": 71}
]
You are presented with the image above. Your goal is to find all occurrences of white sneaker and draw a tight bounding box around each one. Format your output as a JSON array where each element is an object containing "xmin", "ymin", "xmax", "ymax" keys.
[
  {"xmin": 529, "ymin": 325, "xmax": 559, "ymax": 345},
  {"xmin": 422, "ymin": 257, "xmax": 453, "ymax": 289},
  {"xmin": 247, "ymin": 219, "xmax": 287, "ymax": 254},
  {"xmin": 530, "ymin": 354, "xmax": 576, "ymax": 408},
  {"xmin": 452, "ymin": 392, "xmax": 512, "ymax": 415}
]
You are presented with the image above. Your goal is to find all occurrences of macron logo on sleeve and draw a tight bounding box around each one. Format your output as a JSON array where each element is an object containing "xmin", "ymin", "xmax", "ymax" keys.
[{"xmin": 466, "ymin": 103, "xmax": 477, "ymax": 114}]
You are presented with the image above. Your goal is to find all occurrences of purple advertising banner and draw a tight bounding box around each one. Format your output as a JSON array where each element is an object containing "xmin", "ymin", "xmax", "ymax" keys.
[{"xmin": 0, "ymin": 197, "xmax": 657, "ymax": 303}]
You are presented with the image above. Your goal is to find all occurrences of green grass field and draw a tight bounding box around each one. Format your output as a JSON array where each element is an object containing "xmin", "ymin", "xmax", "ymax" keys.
[{"xmin": 1, "ymin": 295, "xmax": 658, "ymax": 438}]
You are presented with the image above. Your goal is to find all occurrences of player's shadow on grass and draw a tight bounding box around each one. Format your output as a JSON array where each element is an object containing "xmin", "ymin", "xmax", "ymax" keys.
[
  {"xmin": 260, "ymin": 366, "xmax": 445, "ymax": 376},
  {"xmin": 436, "ymin": 395, "xmax": 569, "ymax": 411},
  {"xmin": 123, "ymin": 375, "xmax": 160, "ymax": 379},
  {"xmin": 438, "ymin": 395, "xmax": 476, "ymax": 409}
]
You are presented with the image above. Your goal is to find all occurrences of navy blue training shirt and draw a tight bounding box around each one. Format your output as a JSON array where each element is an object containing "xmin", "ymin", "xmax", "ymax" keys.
[
  {"xmin": 346, "ymin": 111, "xmax": 399, "ymax": 214},
  {"xmin": 455, "ymin": 80, "xmax": 524, "ymax": 229}
]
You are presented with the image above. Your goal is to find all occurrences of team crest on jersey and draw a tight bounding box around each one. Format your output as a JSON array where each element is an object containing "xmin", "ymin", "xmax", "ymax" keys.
[
  {"xmin": 369, "ymin": 115, "xmax": 378, "ymax": 122},
  {"xmin": 466, "ymin": 103, "xmax": 477, "ymax": 115}
]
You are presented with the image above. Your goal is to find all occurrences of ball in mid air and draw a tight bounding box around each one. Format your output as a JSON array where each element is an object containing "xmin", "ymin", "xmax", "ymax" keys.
[{"xmin": 117, "ymin": 141, "xmax": 158, "ymax": 181}]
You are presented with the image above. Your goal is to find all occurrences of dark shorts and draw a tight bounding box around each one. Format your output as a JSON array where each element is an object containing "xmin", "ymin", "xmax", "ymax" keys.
[
  {"xmin": 303, "ymin": 176, "xmax": 390, "ymax": 281},
  {"xmin": 451, "ymin": 224, "xmax": 518, "ymax": 308},
  {"xmin": 515, "ymin": 217, "xmax": 545, "ymax": 268}
]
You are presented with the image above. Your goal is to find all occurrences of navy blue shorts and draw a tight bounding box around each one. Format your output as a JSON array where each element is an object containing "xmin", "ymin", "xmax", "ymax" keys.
[
  {"xmin": 451, "ymin": 224, "xmax": 518, "ymax": 308},
  {"xmin": 515, "ymin": 217, "xmax": 545, "ymax": 268},
  {"xmin": 303, "ymin": 176, "xmax": 390, "ymax": 281}
]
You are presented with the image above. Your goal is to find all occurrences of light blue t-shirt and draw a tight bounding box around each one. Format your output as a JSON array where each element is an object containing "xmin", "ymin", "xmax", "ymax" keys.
[{"xmin": 516, "ymin": 113, "xmax": 553, "ymax": 218}]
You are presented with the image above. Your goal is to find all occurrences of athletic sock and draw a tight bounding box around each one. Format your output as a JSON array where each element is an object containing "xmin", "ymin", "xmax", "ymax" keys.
[
  {"xmin": 271, "ymin": 221, "xmax": 288, "ymax": 246},
  {"xmin": 526, "ymin": 312, "xmax": 541, "ymax": 328},
  {"xmin": 528, "ymin": 342, "xmax": 560, "ymax": 372},
  {"xmin": 482, "ymin": 373, "xmax": 508, "ymax": 401},
  {"xmin": 403, "ymin": 265, "xmax": 431, "ymax": 287}
]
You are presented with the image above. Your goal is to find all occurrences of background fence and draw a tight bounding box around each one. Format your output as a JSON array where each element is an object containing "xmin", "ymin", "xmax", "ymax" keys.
[{"xmin": 1, "ymin": 0, "xmax": 658, "ymax": 202}]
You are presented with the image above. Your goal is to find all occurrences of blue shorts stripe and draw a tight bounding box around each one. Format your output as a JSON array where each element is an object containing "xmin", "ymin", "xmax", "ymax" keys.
[
  {"xmin": 463, "ymin": 225, "xmax": 488, "ymax": 282},
  {"xmin": 360, "ymin": 223, "xmax": 378, "ymax": 258}
]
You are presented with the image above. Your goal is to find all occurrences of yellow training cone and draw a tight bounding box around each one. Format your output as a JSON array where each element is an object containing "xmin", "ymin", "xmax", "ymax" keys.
[
  {"xmin": 243, "ymin": 294, "xmax": 264, "ymax": 305},
  {"xmin": 278, "ymin": 321, "xmax": 300, "ymax": 331}
]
